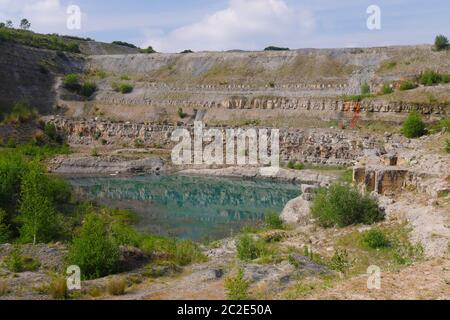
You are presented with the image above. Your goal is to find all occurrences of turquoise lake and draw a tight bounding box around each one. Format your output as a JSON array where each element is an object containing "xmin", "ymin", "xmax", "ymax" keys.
[{"xmin": 68, "ymin": 174, "xmax": 300, "ymax": 241}]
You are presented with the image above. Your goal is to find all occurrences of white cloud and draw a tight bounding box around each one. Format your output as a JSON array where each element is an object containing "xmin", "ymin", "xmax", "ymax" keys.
[
  {"xmin": 143, "ymin": 0, "xmax": 316, "ymax": 52},
  {"xmin": 0, "ymin": 0, "xmax": 68, "ymax": 33}
]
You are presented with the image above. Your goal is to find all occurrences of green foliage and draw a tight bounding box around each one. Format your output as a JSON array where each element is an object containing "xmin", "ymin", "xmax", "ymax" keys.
[
  {"xmin": 180, "ymin": 49, "xmax": 194, "ymax": 54},
  {"xmin": 0, "ymin": 151, "xmax": 26, "ymax": 211},
  {"xmin": 380, "ymin": 83, "xmax": 393, "ymax": 95},
  {"xmin": 3, "ymin": 100, "xmax": 37, "ymax": 124},
  {"xmin": 224, "ymin": 269, "xmax": 249, "ymax": 300},
  {"xmin": 361, "ymin": 228, "xmax": 390, "ymax": 249},
  {"xmin": 17, "ymin": 161, "xmax": 61, "ymax": 244},
  {"xmin": 19, "ymin": 19, "xmax": 31, "ymax": 30},
  {"xmin": 0, "ymin": 28, "xmax": 81, "ymax": 52},
  {"xmin": 434, "ymin": 34, "xmax": 449, "ymax": 51},
  {"xmin": 446, "ymin": 140, "xmax": 450, "ymax": 154},
  {"xmin": 0, "ymin": 209, "xmax": 11, "ymax": 243},
  {"xmin": 329, "ymin": 249, "xmax": 351, "ymax": 275},
  {"xmin": 80, "ymin": 81, "xmax": 97, "ymax": 97},
  {"xmin": 177, "ymin": 107, "xmax": 187, "ymax": 119},
  {"xmin": 110, "ymin": 222, "xmax": 141, "ymax": 247},
  {"xmin": 173, "ymin": 240, "xmax": 206, "ymax": 266},
  {"xmin": 287, "ymin": 160, "xmax": 304, "ymax": 170},
  {"xmin": 360, "ymin": 83, "xmax": 370, "ymax": 95},
  {"xmin": 4, "ymin": 247, "xmax": 40, "ymax": 272},
  {"xmin": 311, "ymin": 183, "xmax": 384, "ymax": 228},
  {"xmin": 401, "ymin": 111, "xmax": 426, "ymax": 138},
  {"xmin": 63, "ymin": 73, "xmax": 80, "ymax": 91},
  {"xmin": 112, "ymin": 82, "xmax": 133, "ymax": 94},
  {"xmin": 264, "ymin": 46, "xmax": 289, "ymax": 51},
  {"xmin": 264, "ymin": 210, "xmax": 283, "ymax": 229},
  {"xmin": 140, "ymin": 46, "xmax": 156, "ymax": 54},
  {"xmin": 48, "ymin": 277, "xmax": 68, "ymax": 300},
  {"xmin": 419, "ymin": 70, "xmax": 449, "ymax": 86},
  {"xmin": 236, "ymin": 234, "xmax": 265, "ymax": 261},
  {"xmin": 392, "ymin": 240, "xmax": 424, "ymax": 265},
  {"xmin": 111, "ymin": 41, "xmax": 137, "ymax": 48},
  {"xmin": 66, "ymin": 213, "xmax": 120, "ymax": 280},
  {"xmin": 399, "ymin": 80, "xmax": 416, "ymax": 91}
]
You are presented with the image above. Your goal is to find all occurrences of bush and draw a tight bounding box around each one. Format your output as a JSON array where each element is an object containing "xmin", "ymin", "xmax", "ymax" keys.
[
  {"xmin": 224, "ymin": 269, "xmax": 249, "ymax": 300},
  {"xmin": 311, "ymin": 183, "xmax": 384, "ymax": 228},
  {"xmin": 236, "ymin": 234, "xmax": 263, "ymax": 261},
  {"xmin": 264, "ymin": 210, "xmax": 283, "ymax": 229},
  {"xmin": 419, "ymin": 70, "xmax": 449, "ymax": 86},
  {"xmin": 80, "ymin": 81, "xmax": 97, "ymax": 97},
  {"xmin": 180, "ymin": 49, "xmax": 193, "ymax": 54},
  {"xmin": 401, "ymin": 111, "xmax": 426, "ymax": 138},
  {"xmin": 3, "ymin": 101, "xmax": 37, "ymax": 124},
  {"xmin": 329, "ymin": 249, "xmax": 351, "ymax": 275},
  {"xmin": 112, "ymin": 41, "xmax": 137, "ymax": 48},
  {"xmin": 0, "ymin": 208, "xmax": 11, "ymax": 243},
  {"xmin": 4, "ymin": 247, "xmax": 40, "ymax": 272},
  {"xmin": 434, "ymin": 34, "xmax": 449, "ymax": 51},
  {"xmin": 362, "ymin": 228, "xmax": 390, "ymax": 249},
  {"xmin": 392, "ymin": 240, "xmax": 424, "ymax": 265},
  {"xmin": 112, "ymin": 82, "xmax": 133, "ymax": 94},
  {"xmin": 63, "ymin": 73, "xmax": 80, "ymax": 91},
  {"xmin": 360, "ymin": 83, "xmax": 370, "ymax": 95},
  {"xmin": 17, "ymin": 161, "xmax": 61, "ymax": 244},
  {"xmin": 287, "ymin": 160, "xmax": 304, "ymax": 170},
  {"xmin": 177, "ymin": 107, "xmax": 187, "ymax": 119},
  {"xmin": 264, "ymin": 46, "xmax": 289, "ymax": 51},
  {"xmin": 399, "ymin": 80, "xmax": 416, "ymax": 91},
  {"xmin": 66, "ymin": 214, "xmax": 120, "ymax": 280},
  {"xmin": 446, "ymin": 140, "xmax": 450, "ymax": 154},
  {"xmin": 380, "ymin": 83, "xmax": 393, "ymax": 95},
  {"xmin": 49, "ymin": 277, "xmax": 68, "ymax": 299},
  {"xmin": 140, "ymin": 46, "xmax": 156, "ymax": 54},
  {"xmin": 107, "ymin": 278, "xmax": 127, "ymax": 296},
  {"xmin": 173, "ymin": 240, "xmax": 206, "ymax": 266}
]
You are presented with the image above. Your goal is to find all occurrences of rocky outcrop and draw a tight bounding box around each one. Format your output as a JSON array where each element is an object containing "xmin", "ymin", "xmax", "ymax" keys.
[
  {"xmin": 280, "ymin": 196, "xmax": 312, "ymax": 225},
  {"xmin": 48, "ymin": 155, "xmax": 164, "ymax": 174}
]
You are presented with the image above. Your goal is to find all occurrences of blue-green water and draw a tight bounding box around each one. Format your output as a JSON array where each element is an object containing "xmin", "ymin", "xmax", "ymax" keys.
[{"xmin": 68, "ymin": 174, "xmax": 300, "ymax": 241}]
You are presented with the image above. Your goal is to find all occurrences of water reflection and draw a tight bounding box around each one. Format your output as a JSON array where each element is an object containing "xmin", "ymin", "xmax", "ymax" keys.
[{"xmin": 68, "ymin": 174, "xmax": 300, "ymax": 241}]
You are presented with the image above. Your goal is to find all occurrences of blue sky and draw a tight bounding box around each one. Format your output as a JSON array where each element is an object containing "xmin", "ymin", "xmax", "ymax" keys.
[{"xmin": 0, "ymin": 0, "xmax": 449, "ymax": 52}]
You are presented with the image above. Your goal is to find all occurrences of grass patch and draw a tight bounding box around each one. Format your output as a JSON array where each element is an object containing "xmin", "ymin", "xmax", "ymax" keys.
[
  {"xmin": 107, "ymin": 277, "xmax": 127, "ymax": 296},
  {"xmin": 225, "ymin": 269, "xmax": 250, "ymax": 300},
  {"xmin": 3, "ymin": 247, "xmax": 40, "ymax": 272}
]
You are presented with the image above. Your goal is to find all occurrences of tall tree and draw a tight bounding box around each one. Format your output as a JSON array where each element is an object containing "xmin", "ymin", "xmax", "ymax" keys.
[
  {"xmin": 5, "ymin": 20, "xmax": 13, "ymax": 28},
  {"xmin": 434, "ymin": 34, "xmax": 449, "ymax": 51},
  {"xmin": 19, "ymin": 18, "xmax": 31, "ymax": 30},
  {"xmin": 17, "ymin": 161, "xmax": 59, "ymax": 244}
]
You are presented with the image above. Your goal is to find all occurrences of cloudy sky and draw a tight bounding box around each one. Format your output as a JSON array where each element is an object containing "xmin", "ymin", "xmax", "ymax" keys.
[{"xmin": 0, "ymin": 0, "xmax": 449, "ymax": 52}]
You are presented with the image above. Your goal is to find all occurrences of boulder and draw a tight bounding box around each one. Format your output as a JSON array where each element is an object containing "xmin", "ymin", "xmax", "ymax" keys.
[{"xmin": 280, "ymin": 196, "xmax": 312, "ymax": 225}]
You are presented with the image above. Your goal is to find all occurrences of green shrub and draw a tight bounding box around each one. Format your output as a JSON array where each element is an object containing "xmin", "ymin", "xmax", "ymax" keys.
[
  {"xmin": 236, "ymin": 234, "xmax": 264, "ymax": 261},
  {"xmin": 401, "ymin": 111, "xmax": 426, "ymax": 138},
  {"xmin": 311, "ymin": 183, "xmax": 384, "ymax": 228},
  {"xmin": 110, "ymin": 222, "xmax": 141, "ymax": 247},
  {"xmin": 63, "ymin": 73, "xmax": 80, "ymax": 91},
  {"xmin": 140, "ymin": 46, "xmax": 156, "ymax": 54},
  {"xmin": 380, "ymin": 83, "xmax": 393, "ymax": 95},
  {"xmin": 419, "ymin": 70, "xmax": 449, "ymax": 86},
  {"xmin": 80, "ymin": 81, "xmax": 97, "ymax": 97},
  {"xmin": 177, "ymin": 107, "xmax": 187, "ymax": 119},
  {"xmin": 264, "ymin": 210, "xmax": 283, "ymax": 229},
  {"xmin": 361, "ymin": 83, "xmax": 370, "ymax": 95},
  {"xmin": 446, "ymin": 140, "xmax": 450, "ymax": 154},
  {"xmin": 224, "ymin": 269, "xmax": 249, "ymax": 300},
  {"xmin": 17, "ymin": 161, "xmax": 61, "ymax": 244},
  {"xmin": 4, "ymin": 247, "xmax": 40, "ymax": 272},
  {"xmin": 112, "ymin": 82, "xmax": 133, "ymax": 94},
  {"xmin": 173, "ymin": 240, "xmax": 206, "ymax": 266},
  {"xmin": 0, "ymin": 151, "xmax": 27, "ymax": 210},
  {"xmin": 392, "ymin": 240, "xmax": 424, "ymax": 265},
  {"xmin": 434, "ymin": 34, "xmax": 449, "ymax": 51},
  {"xmin": 66, "ymin": 214, "xmax": 120, "ymax": 279},
  {"xmin": 399, "ymin": 80, "xmax": 416, "ymax": 91},
  {"xmin": 287, "ymin": 160, "xmax": 304, "ymax": 170},
  {"xmin": 0, "ymin": 208, "xmax": 11, "ymax": 243},
  {"xmin": 264, "ymin": 46, "xmax": 289, "ymax": 51},
  {"xmin": 3, "ymin": 101, "xmax": 37, "ymax": 124},
  {"xmin": 329, "ymin": 249, "xmax": 351, "ymax": 275},
  {"xmin": 362, "ymin": 228, "xmax": 390, "ymax": 249}
]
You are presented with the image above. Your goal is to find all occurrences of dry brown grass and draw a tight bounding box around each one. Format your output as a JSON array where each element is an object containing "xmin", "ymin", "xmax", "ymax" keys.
[{"xmin": 107, "ymin": 277, "xmax": 127, "ymax": 296}]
